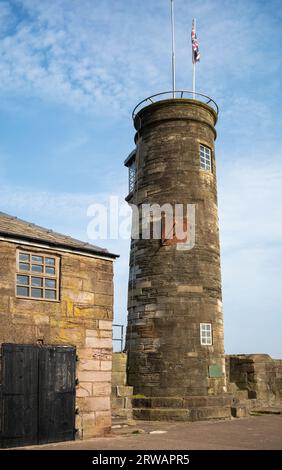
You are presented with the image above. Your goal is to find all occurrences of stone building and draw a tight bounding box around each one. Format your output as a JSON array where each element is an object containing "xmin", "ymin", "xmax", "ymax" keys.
[
  {"xmin": 124, "ymin": 94, "xmax": 231, "ymax": 421},
  {"xmin": 0, "ymin": 211, "xmax": 118, "ymax": 447}
]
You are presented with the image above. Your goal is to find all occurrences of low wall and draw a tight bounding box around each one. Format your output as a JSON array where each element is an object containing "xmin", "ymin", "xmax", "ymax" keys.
[
  {"xmin": 111, "ymin": 353, "xmax": 133, "ymax": 424},
  {"xmin": 226, "ymin": 354, "xmax": 282, "ymax": 404}
]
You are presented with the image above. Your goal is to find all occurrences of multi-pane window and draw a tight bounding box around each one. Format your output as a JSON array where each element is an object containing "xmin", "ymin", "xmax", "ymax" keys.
[
  {"xmin": 128, "ymin": 160, "xmax": 136, "ymax": 193},
  {"xmin": 200, "ymin": 323, "xmax": 213, "ymax": 345},
  {"xmin": 199, "ymin": 144, "xmax": 212, "ymax": 172},
  {"xmin": 16, "ymin": 251, "xmax": 60, "ymax": 301}
]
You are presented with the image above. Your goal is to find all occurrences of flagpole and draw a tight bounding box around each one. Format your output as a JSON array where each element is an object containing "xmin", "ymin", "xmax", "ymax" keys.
[
  {"xmin": 171, "ymin": 0, "xmax": 176, "ymax": 98},
  {"xmin": 192, "ymin": 18, "xmax": 196, "ymax": 99}
]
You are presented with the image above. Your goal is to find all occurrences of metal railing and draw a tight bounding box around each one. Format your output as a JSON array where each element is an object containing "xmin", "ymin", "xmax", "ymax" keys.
[
  {"xmin": 112, "ymin": 324, "xmax": 124, "ymax": 352},
  {"xmin": 132, "ymin": 90, "xmax": 218, "ymax": 120}
]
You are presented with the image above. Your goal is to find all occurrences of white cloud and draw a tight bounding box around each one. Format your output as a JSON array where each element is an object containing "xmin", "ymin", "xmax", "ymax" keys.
[
  {"xmin": 0, "ymin": 0, "xmax": 168, "ymax": 114},
  {"xmin": 0, "ymin": 0, "xmax": 279, "ymax": 118}
]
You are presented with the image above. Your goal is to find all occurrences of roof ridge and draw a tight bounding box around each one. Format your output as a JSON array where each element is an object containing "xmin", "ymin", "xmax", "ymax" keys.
[{"xmin": 0, "ymin": 211, "xmax": 118, "ymax": 259}]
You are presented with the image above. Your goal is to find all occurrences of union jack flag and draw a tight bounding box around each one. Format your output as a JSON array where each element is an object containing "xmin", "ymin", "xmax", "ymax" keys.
[{"xmin": 191, "ymin": 21, "xmax": 200, "ymax": 63}]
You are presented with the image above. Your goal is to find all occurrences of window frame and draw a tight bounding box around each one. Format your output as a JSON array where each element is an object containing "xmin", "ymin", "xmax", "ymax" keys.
[
  {"xmin": 199, "ymin": 144, "xmax": 212, "ymax": 172},
  {"xmin": 200, "ymin": 323, "xmax": 213, "ymax": 346},
  {"xmin": 16, "ymin": 249, "xmax": 60, "ymax": 302},
  {"xmin": 128, "ymin": 159, "xmax": 136, "ymax": 193}
]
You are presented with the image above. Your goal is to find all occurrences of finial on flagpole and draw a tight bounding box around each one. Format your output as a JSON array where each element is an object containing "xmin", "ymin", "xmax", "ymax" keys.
[{"xmin": 170, "ymin": 0, "xmax": 176, "ymax": 98}]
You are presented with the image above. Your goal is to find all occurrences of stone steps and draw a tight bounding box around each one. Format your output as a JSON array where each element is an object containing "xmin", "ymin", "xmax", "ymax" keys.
[
  {"xmin": 131, "ymin": 395, "xmax": 232, "ymax": 422},
  {"xmin": 132, "ymin": 395, "xmax": 232, "ymax": 409},
  {"xmin": 112, "ymin": 408, "xmax": 134, "ymax": 420},
  {"xmin": 232, "ymin": 390, "xmax": 250, "ymax": 401},
  {"xmin": 231, "ymin": 405, "xmax": 249, "ymax": 418},
  {"xmin": 111, "ymin": 416, "xmax": 135, "ymax": 429},
  {"xmin": 133, "ymin": 405, "xmax": 231, "ymax": 422},
  {"xmin": 249, "ymin": 406, "xmax": 282, "ymax": 415}
]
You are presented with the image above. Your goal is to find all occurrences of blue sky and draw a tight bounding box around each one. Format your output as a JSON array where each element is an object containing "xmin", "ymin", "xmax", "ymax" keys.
[{"xmin": 0, "ymin": 0, "xmax": 281, "ymax": 357}]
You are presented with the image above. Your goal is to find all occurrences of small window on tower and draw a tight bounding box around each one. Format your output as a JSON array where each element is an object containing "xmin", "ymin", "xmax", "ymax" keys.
[
  {"xmin": 128, "ymin": 160, "xmax": 136, "ymax": 193},
  {"xmin": 199, "ymin": 144, "xmax": 212, "ymax": 172},
  {"xmin": 200, "ymin": 323, "xmax": 213, "ymax": 345}
]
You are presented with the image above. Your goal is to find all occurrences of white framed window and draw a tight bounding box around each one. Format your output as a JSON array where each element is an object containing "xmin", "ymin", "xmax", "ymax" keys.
[
  {"xmin": 200, "ymin": 323, "xmax": 213, "ymax": 345},
  {"xmin": 199, "ymin": 144, "xmax": 212, "ymax": 172},
  {"xmin": 16, "ymin": 250, "xmax": 60, "ymax": 301}
]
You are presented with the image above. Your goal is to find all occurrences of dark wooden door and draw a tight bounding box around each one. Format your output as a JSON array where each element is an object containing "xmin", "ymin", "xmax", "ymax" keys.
[
  {"xmin": 0, "ymin": 344, "xmax": 39, "ymax": 448},
  {"xmin": 0, "ymin": 344, "xmax": 76, "ymax": 448},
  {"xmin": 38, "ymin": 346, "xmax": 76, "ymax": 444}
]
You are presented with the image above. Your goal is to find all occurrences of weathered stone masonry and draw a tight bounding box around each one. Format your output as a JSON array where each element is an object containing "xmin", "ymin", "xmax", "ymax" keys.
[
  {"xmin": 125, "ymin": 98, "xmax": 229, "ymax": 419},
  {"xmin": 120, "ymin": 96, "xmax": 282, "ymax": 422},
  {"xmin": 226, "ymin": 354, "xmax": 282, "ymax": 412},
  {"xmin": 0, "ymin": 213, "xmax": 118, "ymax": 439}
]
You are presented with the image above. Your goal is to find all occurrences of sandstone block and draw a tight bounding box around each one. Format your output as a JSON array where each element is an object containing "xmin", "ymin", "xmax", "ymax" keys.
[
  {"xmin": 99, "ymin": 320, "xmax": 112, "ymax": 330},
  {"xmin": 85, "ymin": 336, "xmax": 112, "ymax": 349},
  {"xmin": 74, "ymin": 306, "xmax": 96, "ymax": 318},
  {"xmin": 76, "ymin": 382, "xmax": 93, "ymax": 397},
  {"xmin": 80, "ymin": 412, "xmax": 96, "ymax": 439},
  {"xmin": 116, "ymin": 385, "xmax": 134, "ymax": 397},
  {"xmin": 100, "ymin": 360, "xmax": 112, "ymax": 371},
  {"xmin": 177, "ymin": 285, "xmax": 203, "ymax": 293},
  {"xmin": 77, "ymin": 348, "xmax": 96, "ymax": 360},
  {"xmin": 92, "ymin": 349, "xmax": 112, "ymax": 361},
  {"xmin": 100, "ymin": 330, "xmax": 112, "ymax": 338},
  {"xmin": 34, "ymin": 315, "xmax": 49, "ymax": 325},
  {"xmin": 95, "ymin": 411, "xmax": 111, "ymax": 435},
  {"xmin": 63, "ymin": 289, "xmax": 95, "ymax": 304},
  {"xmin": 0, "ymin": 295, "xmax": 10, "ymax": 310},
  {"xmin": 79, "ymin": 396, "xmax": 111, "ymax": 412},
  {"xmin": 111, "ymin": 396, "xmax": 125, "ymax": 409},
  {"xmin": 78, "ymin": 370, "xmax": 111, "ymax": 383},
  {"xmin": 92, "ymin": 382, "xmax": 112, "ymax": 397},
  {"xmin": 61, "ymin": 276, "xmax": 83, "ymax": 290},
  {"xmin": 136, "ymin": 280, "xmax": 152, "ymax": 288},
  {"xmin": 95, "ymin": 294, "xmax": 113, "ymax": 307},
  {"xmin": 112, "ymin": 371, "xmax": 126, "ymax": 386},
  {"xmin": 86, "ymin": 329, "xmax": 99, "ymax": 337},
  {"xmin": 79, "ymin": 359, "xmax": 101, "ymax": 371},
  {"xmin": 52, "ymin": 327, "xmax": 84, "ymax": 346}
]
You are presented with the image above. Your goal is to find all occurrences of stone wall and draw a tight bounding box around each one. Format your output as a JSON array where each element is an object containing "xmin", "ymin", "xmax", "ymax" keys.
[
  {"xmin": 226, "ymin": 354, "xmax": 282, "ymax": 407},
  {"xmin": 0, "ymin": 240, "xmax": 114, "ymax": 439},
  {"xmin": 111, "ymin": 353, "xmax": 133, "ymax": 425}
]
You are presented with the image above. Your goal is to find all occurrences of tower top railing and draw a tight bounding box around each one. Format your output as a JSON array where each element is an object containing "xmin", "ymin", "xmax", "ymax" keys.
[{"xmin": 132, "ymin": 90, "xmax": 218, "ymax": 120}]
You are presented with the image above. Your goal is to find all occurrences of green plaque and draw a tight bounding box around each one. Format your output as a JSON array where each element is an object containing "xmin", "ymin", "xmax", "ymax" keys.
[{"xmin": 209, "ymin": 364, "xmax": 224, "ymax": 378}]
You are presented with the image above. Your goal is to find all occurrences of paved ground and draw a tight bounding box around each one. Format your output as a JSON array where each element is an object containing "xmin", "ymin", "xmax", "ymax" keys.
[{"xmin": 17, "ymin": 415, "xmax": 282, "ymax": 450}]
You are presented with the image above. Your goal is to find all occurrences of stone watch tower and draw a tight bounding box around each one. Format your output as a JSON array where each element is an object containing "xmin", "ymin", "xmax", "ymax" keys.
[{"xmin": 124, "ymin": 93, "xmax": 231, "ymax": 420}]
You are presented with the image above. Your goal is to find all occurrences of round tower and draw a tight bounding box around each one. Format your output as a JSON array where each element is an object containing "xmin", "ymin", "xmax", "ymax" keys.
[{"xmin": 125, "ymin": 95, "xmax": 228, "ymax": 414}]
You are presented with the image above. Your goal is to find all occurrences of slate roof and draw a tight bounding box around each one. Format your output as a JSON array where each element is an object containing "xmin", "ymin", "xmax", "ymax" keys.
[{"xmin": 0, "ymin": 212, "xmax": 118, "ymax": 259}]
